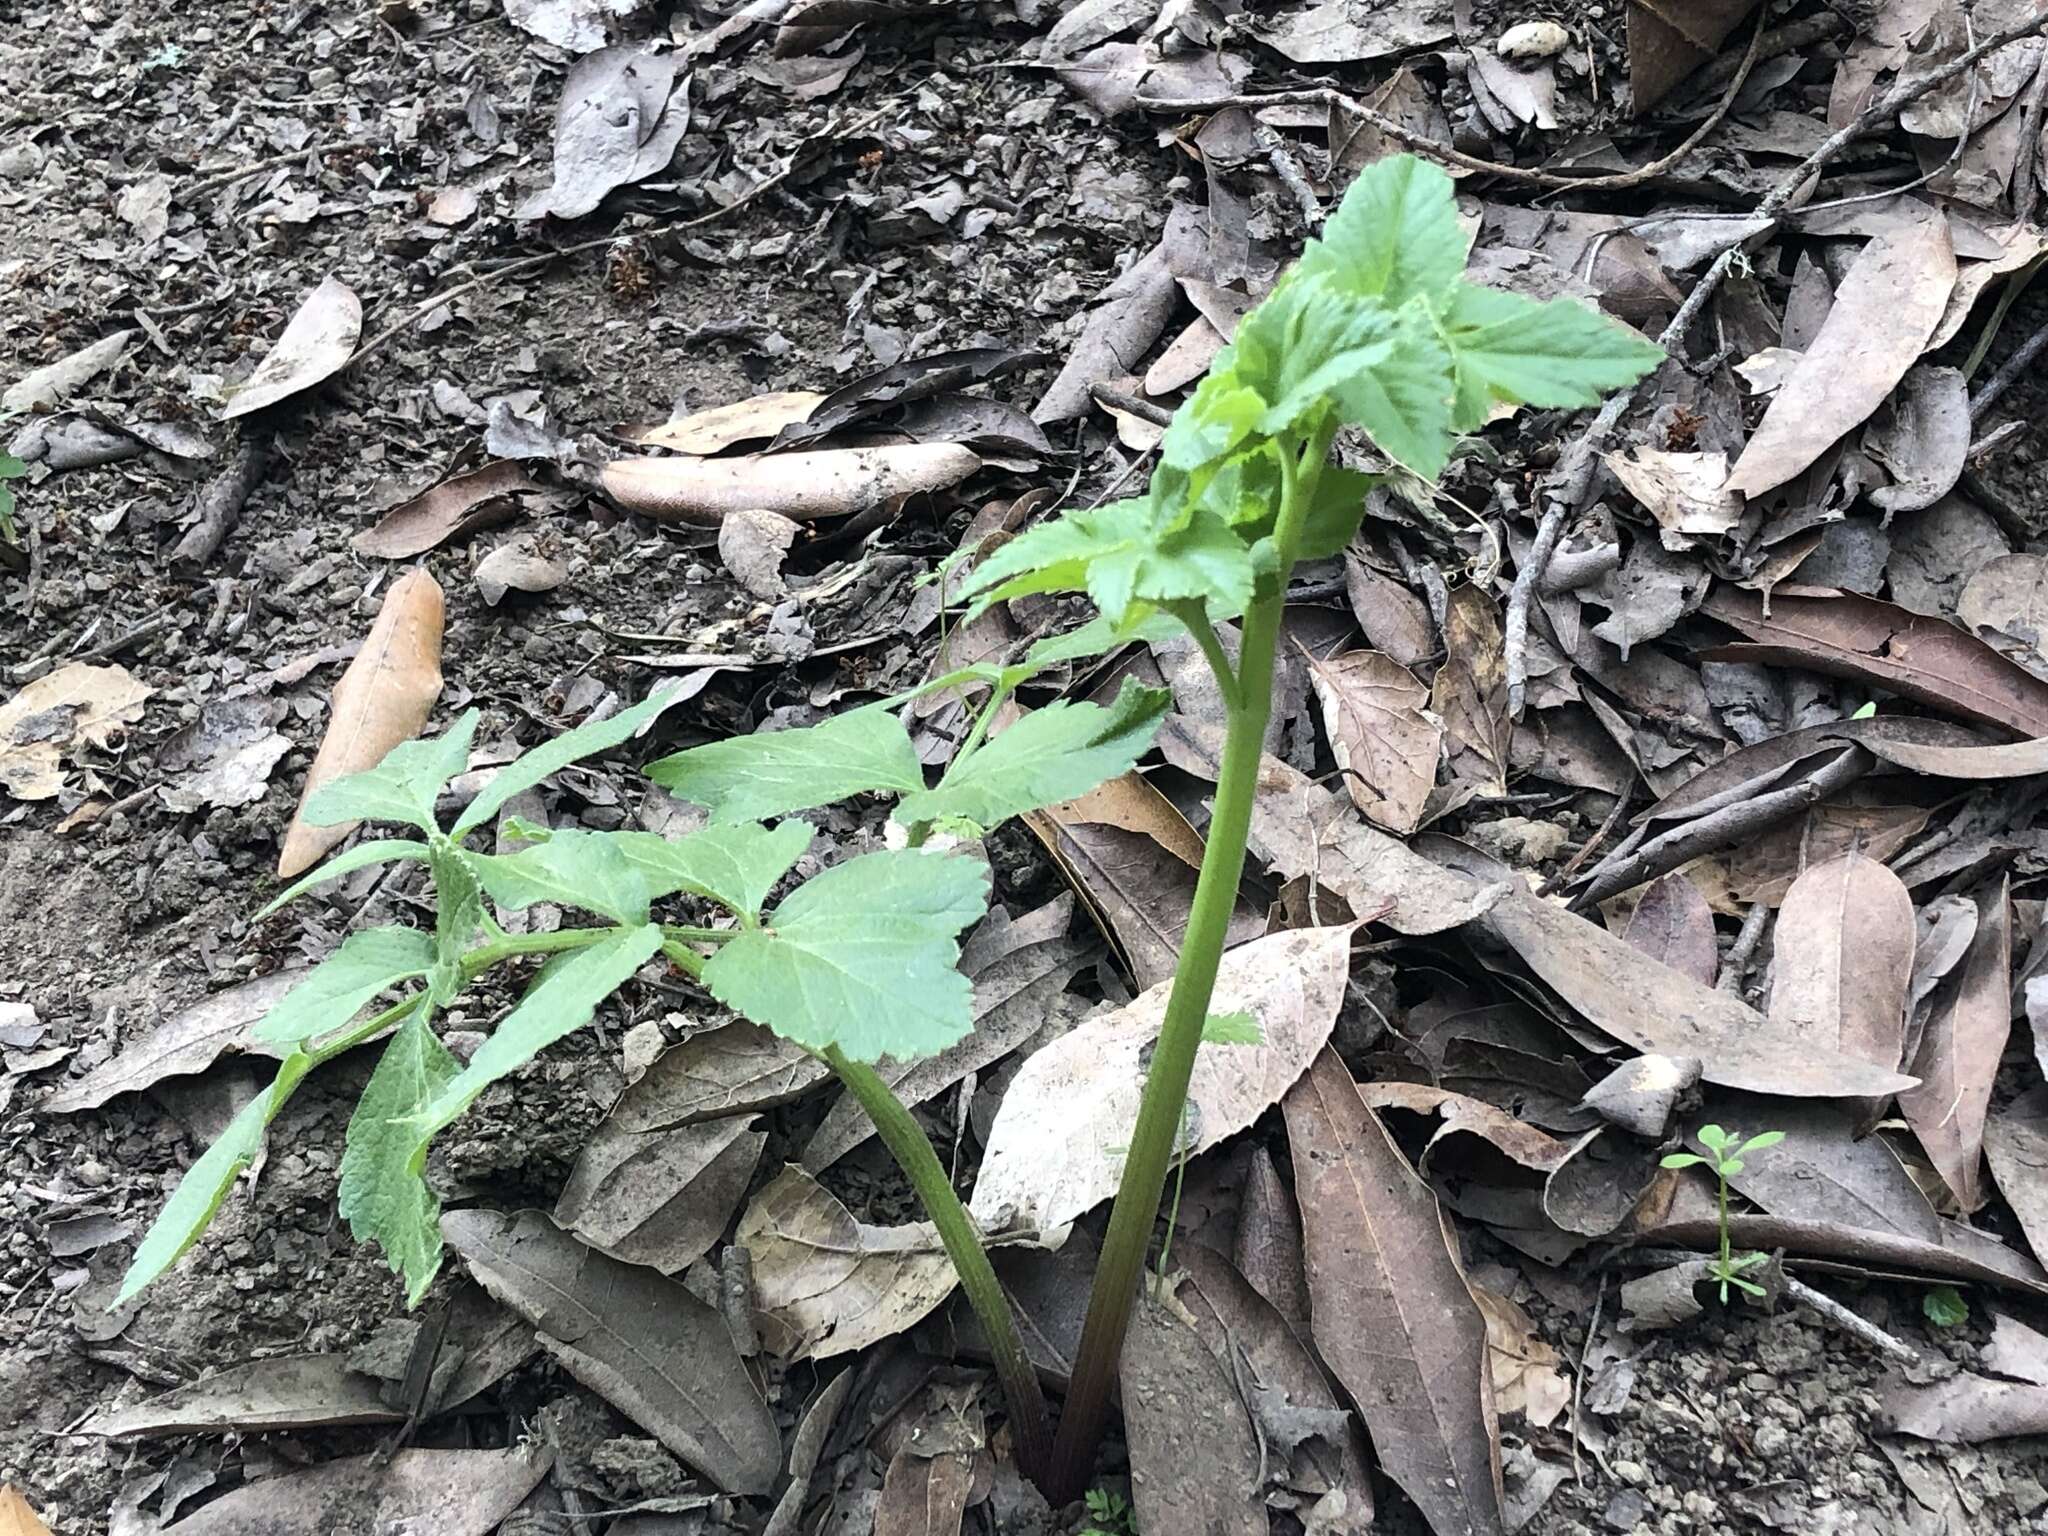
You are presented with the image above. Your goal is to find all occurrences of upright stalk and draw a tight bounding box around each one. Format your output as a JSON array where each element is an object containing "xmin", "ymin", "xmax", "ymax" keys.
[
  {"xmin": 1046, "ymin": 424, "xmax": 1334, "ymax": 1501},
  {"xmin": 821, "ymin": 1045, "xmax": 1053, "ymax": 1483}
]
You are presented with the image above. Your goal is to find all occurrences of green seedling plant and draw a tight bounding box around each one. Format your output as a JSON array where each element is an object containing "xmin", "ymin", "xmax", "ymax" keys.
[
  {"xmin": 123, "ymin": 154, "xmax": 1660, "ymax": 1499},
  {"xmin": 1080, "ymin": 1487, "xmax": 1136, "ymax": 1536},
  {"xmin": 1661, "ymin": 1123, "xmax": 1785, "ymax": 1302},
  {"xmin": 0, "ymin": 451, "xmax": 24, "ymax": 547}
]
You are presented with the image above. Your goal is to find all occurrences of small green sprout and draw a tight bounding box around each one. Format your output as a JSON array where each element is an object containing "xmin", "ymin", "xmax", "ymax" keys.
[
  {"xmin": 1081, "ymin": 1487, "xmax": 1135, "ymax": 1536},
  {"xmin": 0, "ymin": 453, "xmax": 25, "ymax": 547},
  {"xmin": 1661, "ymin": 1123, "xmax": 1784, "ymax": 1302},
  {"xmin": 1922, "ymin": 1286, "xmax": 1969, "ymax": 1328}
]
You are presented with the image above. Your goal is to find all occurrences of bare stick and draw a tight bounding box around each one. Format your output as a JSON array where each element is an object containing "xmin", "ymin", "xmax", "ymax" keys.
[
  {"xmin": 1717, "ymin": 899, "xmax": 1771, "ymax": 994},
  {"xmin": 172, "ymin": 434, "xmax": 269, "ymax": 568},
  {"xmin": 180, "ymin": 138, "xmax": 379, "ymax": 199}
]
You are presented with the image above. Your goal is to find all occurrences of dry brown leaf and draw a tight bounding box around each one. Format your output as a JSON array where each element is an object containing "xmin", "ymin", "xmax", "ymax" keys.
[
  {"xmin": 717, "ymin": 507, "xmax": 801, "ymax": 601},
  {"xmin": 555, "ymin": 1115, "xmax": 764, "ymax": 1274},
  {"xmin": 1983, "ymin": 1092, "xmax": 2048, "ymax": 1270},
  {"xmin": 1614, "ymin": 873, "xmax": 1718, "ymax": 988},
  {"xmin": 1725, "ymin": 220, "xmax": 1957, "ymax": 499},
  {"xmin": 1900, "ymin": 882, "xmax": 2012, "ymax": 1211},
  {"xmin": 1120, "ymin": 1292, "xmax": 1266, "ymax": 1536},
  {"xmin": 1635, "ymin": 1209, "xmax": 2048, "ymax": 1296},
  {"xmin": 474, "ymin": 534, "xmax": 568, "ymax": 607},
  {"xmin": 1767, "ymin": 851, "xmax": 1914, "ymax": 1079},
  {"xmin": 873, "ymin": 1450, "xmax": 976, "ymax": 1536},
  {"xmin": 1703, "ymin": 1095, "xmax": 1939, "ymax": 1240},
  {"xmin": 1471, "ymin": 1283, "xmax": 1570, "ymax": 1428},
  {"xmin": 1284, "ymin": 1047, "xmax": 1506, "ymax": 1536},
  {"xmin": 80, "ymin": 1355, "xmax": 398, "ymax": 1438},
  {"xmin": 352, "ymin": 461, "xmax": 533, "ymax": 559},
  {"xmin": 277, "ymin": 568, "xmax": 445, "ymax": 878},
  {"xmin": 1431, "ymin": 585, "xmax": 1511, "ymax": 794},
  {"xmin": 159, "ymin": 1449, "xmax": 547, "ymax": 1536},
  {"xmin": 441, "ymin": 1209, "xmax": 779, "ymax": 1493},
  {"xmin": 1145, "ymin": 315, "xmax": 1226, "ymax": 395},
  {"xmin": 1686, "ymin": 799, "xmax": 1931, "ymax": 912},
  {"xmin": 1957, "ymin": 553, "xmax": 2048, "ymax": 677},
  {"xmin": 970, "ymin": 927, "xmax": 1353, "ymax": 1236},
  {"xmin": 1627, "ymin": 0, "xmax": 1761, "ymax": 112},
  {"xmin": 612, "ymin": 1020, "xmax": 828, "ymax": 1133},
  {"xmin": 1304, "ymin": 648, "xmax": 1441, "ymax": 834},
  {"xmin": 0, "ymin": 662, "xmax": 151, "ymax": 802},
  {"xmin": 1605, "ymin": 447, "xmax": 1741, "ymax": 549},
  {"xmin": 222, "ymin": 275, "xmax": 363, "ymax": 419},
  {"xmin": 602, "ymin": 443, "xmax": 981, "ymax": 524},
  {"xmin": 738, "ymin": 1166, "xmax": 959, "ymax": 1360},
  {"xmin": 0, "ymin": 1487, "xmax": 53, "ymax": 1536},
  {"xmin": 1033, "ymin": 241, "xmax": 1180, "ymax": 424},
  {"xmin": 1886, "ymin": 1375, "xmax": 2048, "ymax": 1443},
  {"xmin": 1701, "ymin": 588, "xmax": 2048, "ymax": 738},
  {"xmin": 1866, "ymin": 364, "xmax": 1970, "ymax": 514},
  {"xmin": 630, "ymin": 390, "xmax": 826, "ymax": 452}
]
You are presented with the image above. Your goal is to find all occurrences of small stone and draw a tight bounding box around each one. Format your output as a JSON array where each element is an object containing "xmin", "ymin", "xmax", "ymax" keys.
[
  {"xmin": 1613, "ymin": 1459, "xmax": 1649, "ymax": 1487},
  {"xmin": 1498, "ymin": 21, "xmax": 1571, "ymax": 61},
  {"xmin": 1603, "ymin": 1489, "xmax": 1647, "ymax": 1530}
]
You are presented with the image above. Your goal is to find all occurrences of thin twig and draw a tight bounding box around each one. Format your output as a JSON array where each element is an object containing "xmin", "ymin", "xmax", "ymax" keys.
[
  {"xmin": 1970, "ymin": 320, "xmax": 2048, "ymax": 422},
  {"xmin": 1571, "ymin": 1276, "xmax": 1606, "ymax": 1486},
  {"xmin": 1778, "ymin": 1274, "xmax": 1922, "ymax": 1363},
  {"xmin": 1540, "ymin": 787, "xmax": 1632, "ymax": 896},
  {"xmin": 1717, "ymin": 900, "xmax": 1771, "ymax": 994},
  {"xmin": 346, "ymin": 102, "xmax": 897, "ymax": 371},
  {"xmin": 180, "ymin": 138, "xmax": 379, "ymax": 199},
  {"xmin": 1505, "ymin": 5, "xmax": 2048, "ymax": 714}
]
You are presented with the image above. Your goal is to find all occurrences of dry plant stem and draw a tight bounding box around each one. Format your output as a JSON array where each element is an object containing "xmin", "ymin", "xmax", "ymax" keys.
[
  {"xmin": 172, "ymin": 432, "xmax": 269, "ymax": 568},
  {"xmin": 820, "ymin": 1045, "xmax": 1052, "ymax": 1484},
  {"xmin": 1970, "ymin": 321, "xmax": 2048, "ymax": 422},
  {"xmin": 1047, "ymin": 420, "xmax": 1338, "ymax": 1502},
  {"xmin": 1718, "ymin": 899, "xmax": 1771, "ymax": 993},
  {"xmin": 1623, "ymin": 1250, "xmax": 1919, "ymax": 1362},
  {"xmin": 1505, "ymin": 4, "xmax": 2048, "ymax": 713}
]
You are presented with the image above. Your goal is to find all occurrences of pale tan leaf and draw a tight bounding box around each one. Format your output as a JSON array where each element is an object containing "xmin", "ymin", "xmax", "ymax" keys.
[
  {"xmin": 1604, "ymin": 448, "xmax": 1741, "ymax": 549},
  {"xmin": 222, "ymin": 276, "xmax": 363, "ymax": 420},
  {"xmin": 277, "ymin": 568, "xmax": 445, "ymax": 877},
  {"xmin": 738, "ymin": 1166, "xmax": 958, "ymax": 1360},
  {"xmin": 1900, "ymin": 882, "xmax": 2012, "ymax": 1211},
  {"xmin": 1304, "ymin": 648, "xmax": 1441, "ymax": 834},
  {"xmin": 0, "ymin": 1487, "xmax": 54, "ymax": 1536},
  {"xmin": 351, "ymin": 461, "xmax": 532, "ymax": 559},
  {"xmin": 969, "ymin": 927, "xmax": 1353, "ymax": 1236},
  {"xmin": 159, "ymin": 1449, "xmax": 546, "ymax": 1536},
  {"xmin": 1768, "ymin": 851, "xmax": 1914, "ymax": 1076},
  {"xmin": 630, "ymin": 390, "xmax": 826, "ymax": 453},
  {"xmin": 0, "ymin": 662, "xmax": 152, "ymax": 802},
  {"xmin": 1471, "ymin": 1284, "xmax": 1570, "ymax": 1428}
]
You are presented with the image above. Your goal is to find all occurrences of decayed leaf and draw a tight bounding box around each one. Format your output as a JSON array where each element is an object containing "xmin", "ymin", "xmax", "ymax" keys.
[
  {"xmin": 1234, "ymin": 1145, "xmax": 1313, "ymax": 1339},
  {"xmin": 970, "ymin": 927, "xmax": 1352, "ymax": 1236},
  {"xmin": 631, "ymin": 390, "xmax": 826, "ymax": 452},
  {"xmin": 1958, "ymin": 553, "xmax": 2048, "ymax": 678},
  {"xmin": 0, "ymin": 1488, "xmax": 52, "ymax": 1536},
  {"xmin": 718, "ymin": 507, "xmax": 801, "ymax": 600},
  {"xmin": 1701, "ymin": 588, "xmax": 2048, "ymax": 738},
  {"xmin": 1431, "ymin": 585, "xmax": 1510, "ymax": 794},
  {"xmin": 1886, "ymin": 1375, "xmax": 2048, "ymax": 1443},
  {"xmin": 1900, "ymin": 883, "xmax": 2012, "ymax": 1211},
  {"xmin": 602, "ymin": 443, "xmax": 981, "ymax": 523},
  {"xmin": 159, "ymin": 1448, "xmax": 547, "ymax": 1536},
  {"xmin": 441, "ymin": 1209, "xmax": 779, "ymax": 1494},
  {"xmin": 1033, "ymin": 240, "xmax": 1180, "ymax": 424},
  {"xmin": 1983, "ymin": 1314, "xmax": 2048, "ymax": 1385},
  {"xmin": 1119, "ymin": 1293, "xmax": 1265, "ymax": 1536},
  {"xmin": 1767, "ymin": 852, "xmax": 1913, "ymax": 1079},
  {"xmin": 1632, "ymin": 1211, "xmax": 2048, "ymax": 1297},
  {"xmin": 222, "ymin": 277, "xmax": 363, "ymax": 419},
  {"xmin": 1866, "ymin": 365, "xmax": 1969, "ymax": 513},
  {"xmin": 612, "ymin": 1019, "xmax": 829, "ymax": 1132},
  {"xmin": 80, "ymin": 1355, "xmax": 398, "ymax": 1438},
  {"xmin": 1725, "ymin": 220, "xmax": 1956, "ymax": 499},
  {"xmin": 1703, "ymin": 1096, "xmax": 1938, "ymax": 1241},
  {"xmin": 555, "ymin": 1114, "xmax": 765, "ymax": 1273},
  {"xmin": 278, "ymin": 569, "xmax": 445, "ymax": 878},
  {"xmin": 0, "ymin": 662, "xmax": 152, "ymax": 802},
  {"xmin": 737, "ymin": 1166, "xmax": 959, "ymax": 1360},
  {"xmin": 1471, "ymin": 1283, "xmax": 1570, "ymax": 1428},
  {"xmin": 1614, "ymin": 874, "xmax": 1717, "ymax": 988},
  {"xmin": 504, "ymin": 0, "xmax": 641, "ymax": 52},
  {"xmin": 352, "ymin": 461, "xmax": 533, "ymax": 558},
  {"xmin": 1, "ymin": 329, "xmax": 133, "ymax": 414},
  {"xmin": 1627, "ymin": 0, "xmax": 1760, "ymax": 111},
  {"xmin": 1605, "ymin": 448, "xmax": 1742, "ymax": 549},
  {"xmin": 1305, "ymin": 648, "xmax": 1441, "ymax": 834},
  {"xmin": 1284, "ymin": 1047, "xmax": 1506, "ymax": 1536},
  {"xmin": 1983, "ymin": 1092, "xmax": 2048, "ymax": 1270},
  {"xmin": 874, "ymin": 1449, "xmax": 976, "ymax": 1536},
  {"xmin": 518, "ymin": 44, "xmax": 690, "ymax": 220},
  {"xmin": 474, "ymin": 534, "xmax": 568, "ymax": 606}
]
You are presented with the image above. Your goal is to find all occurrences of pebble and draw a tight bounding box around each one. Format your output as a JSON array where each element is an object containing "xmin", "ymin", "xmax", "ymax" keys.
[{"xmin": 1497, "ymin": 21, "xmax": 1571, "ymax": 61}]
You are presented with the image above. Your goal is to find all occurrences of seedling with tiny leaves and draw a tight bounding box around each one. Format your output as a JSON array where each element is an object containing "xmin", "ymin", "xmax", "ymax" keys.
[
  {"xmin": 1661, "ymin": 1124, "xmax": 1785, "ymax": 1302},
  {"xmin": 123, "ymin": 154, "xmax": 1660, "ymax": 1501},
  {"xmin": 0, "ymin": 451, "xmax": 25, "ymax": 547}
]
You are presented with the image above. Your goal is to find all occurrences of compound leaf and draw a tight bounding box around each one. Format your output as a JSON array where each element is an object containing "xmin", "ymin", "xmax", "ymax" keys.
[
  {"xmin": 897, "ymin": 680, "xmax": 1169, "ymax": 831},
  {"xmin": 339, "ymin": 1006, "xmax": 460, "ymax": 1304},
  {"xmin": 1202, "ymin": 1011, "xmax": 1264, "ymax": 1045},
  {"xmin": 257, "ymin": 838, "xmax": 432, "ymax": 920},
  {"xmin": 248, "ymin": 927, "xmax": 436, "ymax": 1048},
  {"xmin": 408, "ymin": 923, "xmax": 662, "ymax": 1160},
  {"xmin": 1024, "ymin": 608, "xmax": 1182, "ymax": 670},
  {"xmin": 703, "ymin": 851, "xmax": 988, "ymax": 1062},
  {"xmin": 469, "ymin": 829, "xmax": 653, "ymax": 926},
  {"xmin": 1438, "ymin": 283, "xmax": 1664, "ymax": 432},
  {"xmin": 453, "ymin": 687, "xmax": 685, "ymax": 837},
  {"xmin": 647, "ymin": 706, "xmax": 924, "ymax": 823},
  {"xmin": 613, "ymin": 820, "xmax": 814, "ymax": 923},
  {"xmin": 1302, "ymin": 153, "xmax": 1467, "ymax": 310},
  {"xmin": 302, "ymin": 709, "xmax": 479, "ymax": 834},
  {"xmin": 117, "ymin": 1052, "xmax": 315, "ymax": 1303}
]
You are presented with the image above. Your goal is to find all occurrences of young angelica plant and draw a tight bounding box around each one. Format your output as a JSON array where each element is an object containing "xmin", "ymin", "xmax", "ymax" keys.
[
  {"xmin": 1661, "ymin": 1123, "xmax": 1785, "ymax": 1302},
  {"xmin": 123, "ymin": 153, "xmax": 1660, "ymax": 1499}
]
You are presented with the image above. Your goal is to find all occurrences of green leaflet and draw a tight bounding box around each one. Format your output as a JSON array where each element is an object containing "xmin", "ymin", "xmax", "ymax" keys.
[
  {"xmin": 468, "ymin": 828, "xmax": 654, "ymax": 926},
  {"xmin": 303, "ymin": 710, "xmax": 480, "ymax": 834},
  {"xmin": 452, "ymin": 687, "xmax": 685, "ymax": 837},
  {"xmin": 1436, "ymin": 282, "xmax": 1667, "ymax": 431},
  {"xmin": 339, "ymin": 1006, "xmax": 460, "ymax": 1304},
  {"xmin": 257, "ymin": 838, "xmax": 432, "ymax": 919},
  {"xmin": 647, "ymin": 705, "xmax": 925, "ymax": 823},
  {"xmin": 897, "ymin": 680, "xmax": 1169, "ymax": 832},
  {"xmin": 611, "ymin": 820, "xmax": 814, "ymax": 923},
  {"xmin": 1202, "ymin": 1011, "xmax": 1263, "ymax": 1045},
  {"xmin": 1023, "ymin": 608, "xmax": 1183, "ymax": 669},
  {"xmin": 116, "ymin": 1052, "xmax": 314, "ymax": 1303},
  {"xmin": 1300, "ymin": 153, "xmax": 1467, "ymax": 309},
  {"xmin": 248, "ymin": 927, "xmax": 437, "ymax": 1048},
  {"xmin": 407, "ymin": 923, "xmax": 663, "ymax": 1162},
  {"xmin": 428, "ymin": 841, "xmax": 485, "ymax": 1003},
  {"xmin": 702, "ymin": 850, "xmax": 989, "ymax": 1063}
]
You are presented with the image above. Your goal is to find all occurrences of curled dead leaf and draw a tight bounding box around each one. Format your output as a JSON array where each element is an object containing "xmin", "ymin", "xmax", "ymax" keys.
[{"xmin": 0, "ymin": 662, "xmax": 151, "ymax": 803}]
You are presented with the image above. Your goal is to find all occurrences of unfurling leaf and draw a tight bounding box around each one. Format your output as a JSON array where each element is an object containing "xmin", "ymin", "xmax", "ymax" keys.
[
  {"xmin": 647, "ymin": 706, "xmax": 924, "ymax": 822},
  {"xmin": 302, "ymin": 708, "xmax": 478, "ymax": 834},
  {"xmin": 452, "ymin": 687, "xmax": 685, "ymax": 836},
  {"xmin": 340, "ymin": 1007, "xmax": 460, "ymax": 1303},
  {"xmin": 117, "ymin": 1052, "xmax": 316, "ymax": 1302},
  {"xmin": 408, "ymin": 924, "xmax": 663, "ymax": 1161},
  {"xmin": 469, "ymin": 829, "xmax": 654, "ymax": 926},
  {"xmin": 703, "ymin": 851, "xmax": 989, "ymax": 1062},
  {"xmin": 248, "ymin": 928, "xmax": 435, "ymax": 1048},
  {"xmin": 612, "ymin": 820, "xmax": 814, "ymax": 923},
  {"xmin": 896, "ymin": 680, "xmax": 1169, "ymax": 831}
]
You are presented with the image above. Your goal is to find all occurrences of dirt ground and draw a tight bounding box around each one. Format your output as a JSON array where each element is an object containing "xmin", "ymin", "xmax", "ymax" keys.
[{"xmin": 7, "ymin": 1, "xmax": 2048, "ymax": 1534}]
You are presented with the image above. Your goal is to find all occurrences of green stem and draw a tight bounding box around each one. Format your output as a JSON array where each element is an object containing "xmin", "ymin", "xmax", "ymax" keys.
[
  {"xmin": 661, "ymin": 923, "xmax": 738, "ymax": 946},
  {"xmin": 1163, "ymin": 601, "xmax": 1242, "ymax": 712},
  {"xmin": 462, "ymin": 926, "xmax": 611, "ymax": 974},
  {"xmin": 821, "ymin": 1045, "xmax": 1052, "ymax": 1483},
  {"xmin": 948, "ymin": 674, "xmax": 1022, "ymax": 774},
  {"xmin": 1047, "ymin": 421, "xmax": 1336, "ymax": 1501}
]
